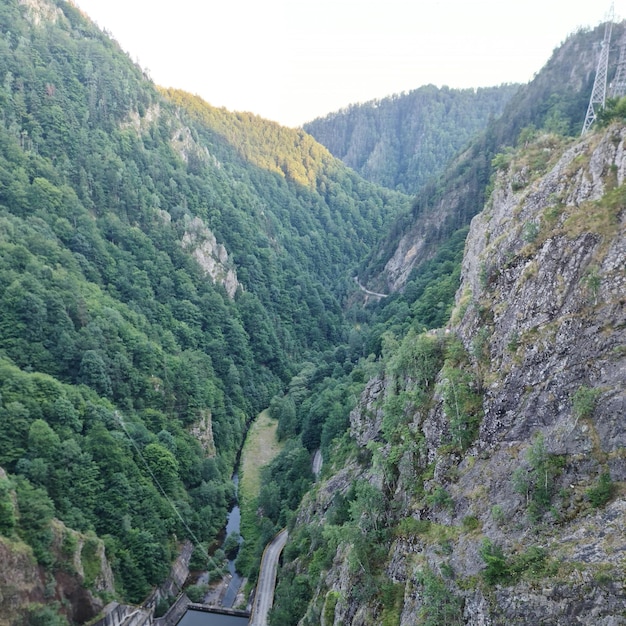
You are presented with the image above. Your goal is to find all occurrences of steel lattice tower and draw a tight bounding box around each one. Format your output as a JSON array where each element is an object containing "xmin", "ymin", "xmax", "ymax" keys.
[{"xmin": 581, "ymin": 7, "xmax": 614, "ymax": 135}]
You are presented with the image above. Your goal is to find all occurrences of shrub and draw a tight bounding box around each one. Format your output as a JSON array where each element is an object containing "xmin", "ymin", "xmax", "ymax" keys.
[
  {"xmin": 480, "ymin": 539, "xmax": 510, "ymax": 585},
  {"xmin": 586, "ymin": 472, "xmax": 615, "ymax": 508},
  {"xmin": 416, "ymin": 569, "xmax": 463, "ymax": 625},
  {"xmin": 426, "ymin": 487, "xmax": 454, "ymax": 510},
  {"xmin": 462, "ymin": 515, "xmax": 480, "ymax": 532},
  {"xmin": 186, "ymin": 583, "xmax": 208, "ymax": 603},
  {"xmin": 572, "ymin": 386, "xmax": 601, "ymax": 422}
]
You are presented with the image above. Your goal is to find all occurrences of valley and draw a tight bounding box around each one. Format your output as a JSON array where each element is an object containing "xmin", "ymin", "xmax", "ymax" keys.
[{"xmin": 0, "ymin": 2, "xmax": 623, "ymax": 625}]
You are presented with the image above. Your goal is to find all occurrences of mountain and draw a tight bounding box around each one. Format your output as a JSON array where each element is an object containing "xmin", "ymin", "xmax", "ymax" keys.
[
  {"xmin": 358, "ymin": 24, "xmax": 609, "ymax": 295},
  {"xmin": 271, "ymin": 106, "xmax": 626, "ymax": 626},
  {"xmin": 0, "ymin": 0, "xmax": 413, "ymax": 621},
  {"xmin": 304, "ymin": 84, "xmax": 519, "ymax": 195}
]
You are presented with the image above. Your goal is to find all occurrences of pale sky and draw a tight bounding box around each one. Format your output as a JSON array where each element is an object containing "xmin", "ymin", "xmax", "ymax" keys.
[{"xmin": 70, "ymin": 0, "xmax": 616, "ymax": 128}]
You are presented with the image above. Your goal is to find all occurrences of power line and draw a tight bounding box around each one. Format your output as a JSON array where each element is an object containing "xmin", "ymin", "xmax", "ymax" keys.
[{"xmin": 114, "ymin": 411, "xmax": 221, "ymax": 570}]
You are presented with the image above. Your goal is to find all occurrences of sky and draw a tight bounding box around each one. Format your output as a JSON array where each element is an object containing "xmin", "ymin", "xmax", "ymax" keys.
[{"xmin": 70, "ymin": 0, "xmax": 618, "ymax": 128}]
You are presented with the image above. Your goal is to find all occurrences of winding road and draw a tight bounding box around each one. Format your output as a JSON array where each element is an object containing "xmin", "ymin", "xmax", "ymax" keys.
[{"xmin": 249, "ymin": 529, "xmax": 288, "ymax": 626}]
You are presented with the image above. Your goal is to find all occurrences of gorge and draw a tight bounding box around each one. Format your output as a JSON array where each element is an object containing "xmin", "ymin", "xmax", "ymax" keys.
[{"xmin": 0, "ymin": 2, "xmax": 623, "ymax": 626}]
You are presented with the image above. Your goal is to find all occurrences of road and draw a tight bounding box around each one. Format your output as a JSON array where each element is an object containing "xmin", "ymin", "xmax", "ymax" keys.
[
  {"xmin": 249, "ymin": 529, "xmax": 288, "ymax": 626},
  {"xmin": 353, "ymin": 276, "xmax": 388, "ymax": 299}
]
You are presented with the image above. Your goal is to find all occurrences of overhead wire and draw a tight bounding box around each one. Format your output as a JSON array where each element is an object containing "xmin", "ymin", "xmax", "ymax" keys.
[{"xmin": 114, "ymin": 411, "xmax": 223, "ymax": 571}]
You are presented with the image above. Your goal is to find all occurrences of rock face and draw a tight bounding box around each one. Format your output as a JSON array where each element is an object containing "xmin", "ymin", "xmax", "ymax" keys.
[
  {"xmin": 291, "ymin": 125, "xmax": 626, "ymax": 625},
  {"xmin": 0, "ymin": 516, "xmax": 114, "ymax": 625},
  {"xmin": 181, "ymin": 216, "xmax": 240, "ymax": 298}
]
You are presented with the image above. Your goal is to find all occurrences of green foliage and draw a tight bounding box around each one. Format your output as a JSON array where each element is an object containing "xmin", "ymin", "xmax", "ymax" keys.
[
  {"xmin": 322, "ymin": 590, "xmax": 340, "ymax": 625},
  {"xmin": 269, "ymin": 571, "xmax": 313, "ymax": 626},
  {"xmin": 380, "ymin": 582, "xmax": 404, "ymax": 626},
  {"xmin": 522, "ymin": 220, "xmax": 540, "ymax": 242},
  {"xmin": 581, "ymin": 267, "xmax": 601, "ymax": 305},
  {"xmin": 572, "ymin": 386, "xmax": 601, "ymax": 421},
  {"xmin": 491, "ymin": 505, "xmax": 505, "ymax": 526},
  {"xmin": 0, "ymin": 0, "xmax": 414, "ymax": 606},
  {"xmin": 416, "ymin": 568, "xmax": 464, "ymax": 625},
  {"xmin": 223, "ymin": 532, "xmax": 241, "ymax": 559},
  {"xmin": 512, "ymin": 433, "xmax": 566, "ymax": 522},
  {"xmin": 15, "ymin": 477, "xmax": 55, "ymax": 568},
  {"xmin": 81, "ymin": 535, "xmax": 102, "ymax": 588},
  {"xmin": 426, "ymin": 486, "xmax": 454, "ymax": 511},
  {"xmin": 22, "ymin": 603, "xmax": 69, "ymax": 626},
  {"xmin": 185, "ymin": 583, "xmax": 209, "ymax": 603},
  {"xmin": 479, "ymin": 539, "xmax": 511, "ymax": 585},
  {"xmin": 586, "ymin": 472, "xmax": 615, "ymax": 508},
  {"xmin": 394, "ymin": 517, "xmax": 432, "ymax": 537},
  {"xmin": 462, "ymin": 515, "xmax": 480, "ymax": 532},
  {"xmin": 305, "ymin": 84, "xmax": 518, "ymax": 195},
  {"xmin": 596, "ymin": 96, "xmax": 626, "ymax": 127},
  {"xmin": 439, "ymin": 363, "xmax": 483, "ymax": 451},
  {"xmin": 0, "ymin": 477, "xmax": 16, "ymax": 534},
  {"xmin": 480, "ymin": 540, "xmax": 558, "ymax": 586}
]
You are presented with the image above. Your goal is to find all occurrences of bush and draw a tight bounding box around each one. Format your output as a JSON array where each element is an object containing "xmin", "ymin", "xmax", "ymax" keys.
[
  {"xmin": 426, "ymin": 486, "xmax": 454, "ymax": 510},
  {"xmin": 572, "ymin": 386, "xmax": 601, "ymax": 421},
  {"xmin": 586, "ymin": 472, "xmax": 615, "ymax": 508},
  {"xmin": 461, "ymin": 515, "xmax": 480, "ymax": 531},
  {"xmin": 185, "ymin": 583, "xmax": 208, "ymax": 603},
  {"xmin": 480, "ymin": 539, "xmax": 510, "ymax": 585}
]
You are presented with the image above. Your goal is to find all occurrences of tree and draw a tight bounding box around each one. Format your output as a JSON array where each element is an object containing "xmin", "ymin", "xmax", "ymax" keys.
[
  {"xmin": 142, "ymin": 442, "xmax": 179, "ymax": 494},
  {"xmin": 78, "ymin": 350, "xmax": 112, "ymax": 397}
]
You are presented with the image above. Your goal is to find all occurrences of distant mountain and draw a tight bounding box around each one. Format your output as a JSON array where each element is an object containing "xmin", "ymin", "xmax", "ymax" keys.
[
  {"xmin": 304, "ymin": 84, "xmax": 519, "ymax": 194},
  {"xmin": 359, "ymin": 24, "xmax": 609, "ymax": 294}
]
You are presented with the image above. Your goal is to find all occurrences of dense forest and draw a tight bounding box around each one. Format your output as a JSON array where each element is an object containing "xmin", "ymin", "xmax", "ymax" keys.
[
  {"xmin": 304, "ymin": 84, "xmax": 519, "ymax": 194},
  {"xmin": 0, "ymin": 0, "xmax": 414, "ymax": 617}
]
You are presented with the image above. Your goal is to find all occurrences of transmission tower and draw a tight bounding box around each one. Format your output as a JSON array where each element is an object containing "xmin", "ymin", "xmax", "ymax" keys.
[{"xmin": 581, "ymin": 5, "xmax": 615, "ymax": 135}]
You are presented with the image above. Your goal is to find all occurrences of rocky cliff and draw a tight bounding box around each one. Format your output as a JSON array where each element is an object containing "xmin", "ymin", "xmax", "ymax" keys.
[
  {"xmin": 287, "ymin": 122, "xmax": 625, "ymax": 625},
  {"xmin": 0, "ymin": 470, "xmax": 115, "ymax": 625}
]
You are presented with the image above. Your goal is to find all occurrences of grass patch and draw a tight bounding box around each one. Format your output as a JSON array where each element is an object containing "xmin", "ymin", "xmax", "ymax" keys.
[
  {"xmin": 239, "ymin": 409, "xmax": 284, "ymax": 507},
  {"xmin": 237, "ymin": 409, "xmax": 284, "ymax": 577}
]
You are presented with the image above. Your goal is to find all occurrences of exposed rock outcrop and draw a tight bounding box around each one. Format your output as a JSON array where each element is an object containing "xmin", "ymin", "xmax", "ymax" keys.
[{"xmin": 181, "ymin": 216, "xmax": 240, "ymax": 298}]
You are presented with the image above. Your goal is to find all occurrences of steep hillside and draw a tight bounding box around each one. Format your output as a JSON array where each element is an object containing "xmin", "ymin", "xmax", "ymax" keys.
[
  {"xmin": 272, "ymin": 122, "xmax": 625, "ymax": 625},
  {"xmin": 304, "ymin": 84, "xmax": 518, "ymax": 195},
  {"xmin": 359, "ymin": 23, "xmax": 616, "ymax": 295},
  {"xmin": 0, "ymin": 0, "xmax": 411, "ymax": 620}
]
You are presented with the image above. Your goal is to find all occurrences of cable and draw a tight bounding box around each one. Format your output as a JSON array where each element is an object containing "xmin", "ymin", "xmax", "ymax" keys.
[{"xmin": 114, "ymin": 411, "xmax": 222, "ymax": 570}]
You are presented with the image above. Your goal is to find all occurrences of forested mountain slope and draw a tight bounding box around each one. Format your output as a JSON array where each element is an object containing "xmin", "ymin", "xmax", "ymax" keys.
[
  {"xmin": 359, "ymin": 24, "xmax": 613, "ymax": 295},
  {"xmin": 271, "ymin": 111, "xmax": 626, "ymax": 626},
  {"xmin": 304, "ymin": 84, "xmax": 518, "ymax": 194},
  {"xmin": 0, "ymin": 0, "xmax": 411, "ymax": 622}
]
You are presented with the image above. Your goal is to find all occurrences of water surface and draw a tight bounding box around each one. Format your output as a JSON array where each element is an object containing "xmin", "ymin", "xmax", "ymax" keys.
[{"xmin": 176, "ymin": 609, "xmax": 248, "ymax": 626}]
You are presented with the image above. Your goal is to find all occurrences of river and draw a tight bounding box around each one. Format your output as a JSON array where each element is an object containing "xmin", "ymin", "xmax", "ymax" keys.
[
  {"xmin": 176, "ymin": 609, "xmax": 248, "ymax": 626},
  {"xmin": 220, "ymin": 473, "xmax": 243, "ymax": 608}
]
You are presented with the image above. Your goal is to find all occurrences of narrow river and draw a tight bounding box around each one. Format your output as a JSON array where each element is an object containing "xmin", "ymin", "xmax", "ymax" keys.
[
  {"xmin": 176, "ymin": 610, "xmax": 248, "ymax": 626},
  {"xmin": 221, "ymin": 473, "xmax": 243, "ymax": 608}
]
